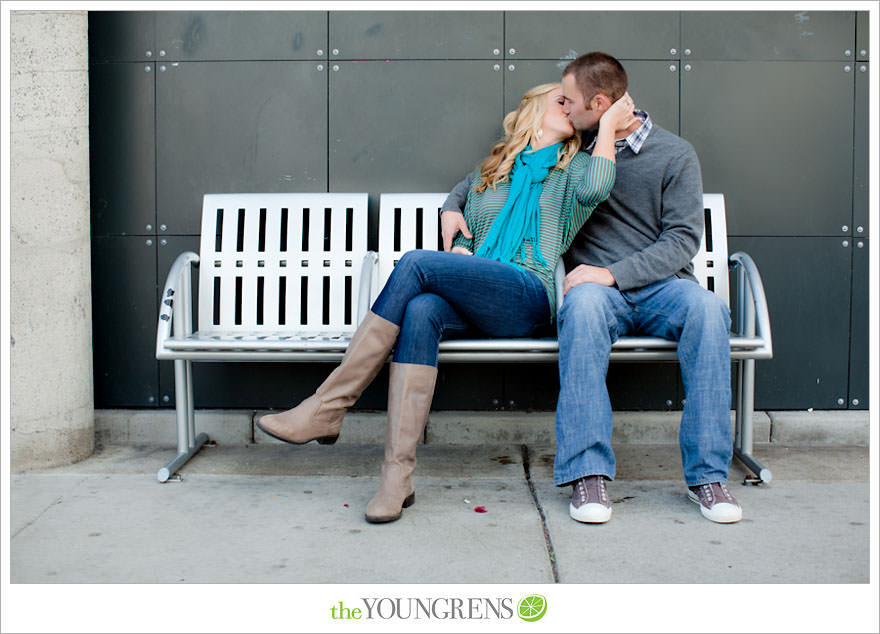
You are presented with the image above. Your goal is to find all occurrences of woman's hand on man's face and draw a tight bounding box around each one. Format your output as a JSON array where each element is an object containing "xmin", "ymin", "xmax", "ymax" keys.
[{"xmin": 600, "ymin": 92, "xmax": 636, "ymax": 133}]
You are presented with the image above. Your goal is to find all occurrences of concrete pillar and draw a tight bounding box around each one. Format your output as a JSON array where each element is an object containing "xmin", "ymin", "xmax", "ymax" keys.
[{"xmin": 10, "ymin": 11, "xmax": 94, "ymax": 469}]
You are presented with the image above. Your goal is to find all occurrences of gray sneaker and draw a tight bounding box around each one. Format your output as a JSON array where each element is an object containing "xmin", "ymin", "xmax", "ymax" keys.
[
  {"xmin": 569, "ymin": 475, "xmax": 612, "ymax": 523},
  {"xmin": 688, "ymin": 482, "xmax": 743, "ymax": 523}
]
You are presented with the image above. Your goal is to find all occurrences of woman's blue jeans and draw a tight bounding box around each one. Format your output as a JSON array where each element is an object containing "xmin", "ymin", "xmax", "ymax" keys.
[
  {"xmin": 371, "ymin": 250, "xmax": 551, "ymax": 367},
  {"xmin": 554, "ymin": 277, "xmax": 733, "ymax": 487}
]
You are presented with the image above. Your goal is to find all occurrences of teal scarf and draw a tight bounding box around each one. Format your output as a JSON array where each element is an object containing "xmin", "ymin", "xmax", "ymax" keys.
[{"xmin": 475, "ymin": 142, "xmax": 562, "ymax": 268}]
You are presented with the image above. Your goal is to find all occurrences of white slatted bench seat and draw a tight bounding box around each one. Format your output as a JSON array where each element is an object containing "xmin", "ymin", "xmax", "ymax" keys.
[
  {"xmin": 156, "ymin": 191, "xmax": 772, "ymax": 485},
  {"xmin": 377, "ymin": 193, "xmax": 773, "ymax": 482},
  {"xmin": 156, "ymin": 193, "xmax": 375, "ymax": 481}
]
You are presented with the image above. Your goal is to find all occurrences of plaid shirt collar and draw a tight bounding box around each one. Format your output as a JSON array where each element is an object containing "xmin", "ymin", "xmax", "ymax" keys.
[{"xmin": 585, "ymin": 109, "xmax": 652, "ymax": 155}]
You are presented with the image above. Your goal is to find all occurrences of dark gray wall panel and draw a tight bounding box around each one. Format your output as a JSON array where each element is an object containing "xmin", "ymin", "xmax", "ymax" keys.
[
  {"xmin": 856, "ymin": 12, "xmax": 869, "ymax": 60},
  {"xmin": 157, "ymin": 61, "xmax": 328, "ymax": 235},
  {"xmin": 329, "ymin": 61, "xmax": 502, "ymax": 193},
  {"xmin": 504, "ymin": 11, "xmax": 679, "ymax": 60},
  {"xmin": 503, "ymin": 60, "xmax": 680, "ymax": 134},
  {"xmin": 89, "ymin": 63, "xmax": 156, "ymax": 236},
  {"xmin": 848, "ymin": 238, "xmax": 868, "ymax": 410},
  {"xmin": 329, "ymin": 11, "xmax": 502, "ymax": 60},
  {"xmin": 683, "ymin": 11, "xmax": 855, "ymax": 60},
  {"xmin": 683, "ymin": 62, "xmax": 853, "ymax": 237},
  {"xmin": 155, "ymin": 11, "xmax": 327, "ymax": 61},
  {"xmin": 91, "ymin": 236, "xmax": 159, "ymax": 407},
  {"xmin": 854, "ymin": 62, "xmax": 868, "ymax": 237},
  {"xmin": 88, "ymin": 11, "xmax": 155, "ymax": 62},
  {"xmin": 730, "ymin": 237, "xmax": 851, "ymax": 410}
]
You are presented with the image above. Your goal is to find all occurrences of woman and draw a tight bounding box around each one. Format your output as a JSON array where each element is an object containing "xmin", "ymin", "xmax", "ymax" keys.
[{"xmin": 258, "ymin": 83, "xmax": 634, "ymax": 523}]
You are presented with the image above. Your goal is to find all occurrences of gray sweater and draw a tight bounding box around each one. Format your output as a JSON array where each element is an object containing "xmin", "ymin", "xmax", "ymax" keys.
[{"xmin": 442, "ymin": 122, "xmax": 704, "ymax": 292}]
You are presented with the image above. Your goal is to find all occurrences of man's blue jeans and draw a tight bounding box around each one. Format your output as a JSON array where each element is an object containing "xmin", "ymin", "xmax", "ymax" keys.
[
  {"xmin": 371, "ymin": 250, "xmax": 551, "ymax": 367},
  {"xmin": 554, "ymin": 277, "xmax": 732, "ymax": 487}
]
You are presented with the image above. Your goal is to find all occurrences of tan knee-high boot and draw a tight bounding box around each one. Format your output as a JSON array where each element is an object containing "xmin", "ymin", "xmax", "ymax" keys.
[
  {"xmin": 365, "ymin": 362, "xmax": 438, "ymax": 524},
  {"xmin": 256, "ymin": 311, "xmax": 399, "ymax": 444}
]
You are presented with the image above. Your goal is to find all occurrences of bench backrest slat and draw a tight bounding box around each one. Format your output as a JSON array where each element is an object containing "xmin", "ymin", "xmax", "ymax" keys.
[
  {"xmin": 377, "ymin": 193, "xmax": 446, "ymax": 285},
  {"xmin": 378, "ymin": 192, "xmax": 730, "ymax": 307},
  {"xmin": 198, "ymin": 193, "xmax": 369, "ymax": 332}
]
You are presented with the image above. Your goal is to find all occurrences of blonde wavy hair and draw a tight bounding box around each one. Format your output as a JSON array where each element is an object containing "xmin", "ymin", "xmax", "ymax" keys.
[{"xmin": 475, "ymin": 82, "xmax": 581, "ymax": 193}]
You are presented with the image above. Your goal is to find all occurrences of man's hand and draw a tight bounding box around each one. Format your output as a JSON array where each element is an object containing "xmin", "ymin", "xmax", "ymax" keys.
[
  {"xmin": 563, "ymin": 264, "xmax": 616, "ymax": 295},
  {"xmin": 441, "ymin": 210, "xmax": 473, "ymax": 252}
]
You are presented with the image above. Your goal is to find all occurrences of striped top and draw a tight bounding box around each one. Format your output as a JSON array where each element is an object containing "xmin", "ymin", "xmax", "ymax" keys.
[{"xmin": 453, "ymin": 153, "xmax": 616, "ymax": 319}]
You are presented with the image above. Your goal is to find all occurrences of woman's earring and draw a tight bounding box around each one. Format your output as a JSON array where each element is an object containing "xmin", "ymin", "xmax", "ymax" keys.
[{"xmin": 536, "ymin": 128, "xmax": 543, "ymax": 140}]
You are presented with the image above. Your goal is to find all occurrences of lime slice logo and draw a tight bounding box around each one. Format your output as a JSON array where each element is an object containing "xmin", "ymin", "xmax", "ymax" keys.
[{"xmin": 517, "ymin": 594, "xmax": 547, "ymax": 622}]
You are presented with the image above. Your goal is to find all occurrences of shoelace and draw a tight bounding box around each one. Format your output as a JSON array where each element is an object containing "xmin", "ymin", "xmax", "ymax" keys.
[
  {"xmin": 699, "ymin": 482, "xmax": 733, "ymax": 505},
  {"xmin": 576, "ymin": 477, "xmax": 608, "ymax": 505}
]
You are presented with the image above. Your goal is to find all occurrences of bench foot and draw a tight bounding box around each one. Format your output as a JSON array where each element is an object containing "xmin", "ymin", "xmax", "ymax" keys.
[
  {"xmin": 157, "ymin": 432, "xmax": 210, "ymax": 483},
  {"xmin": 734, "ymin": 447, "xmax": 772, "ymax": 484}
]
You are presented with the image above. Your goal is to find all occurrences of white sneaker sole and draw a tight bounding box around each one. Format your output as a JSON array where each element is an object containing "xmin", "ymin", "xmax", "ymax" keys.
[
  {"xmin": 688, "ymin": 490, "xmax": 743, "ymax": 523},
  {"xmin": 569, "ymin": 502, "xmax": 612, "ymax": 524}
]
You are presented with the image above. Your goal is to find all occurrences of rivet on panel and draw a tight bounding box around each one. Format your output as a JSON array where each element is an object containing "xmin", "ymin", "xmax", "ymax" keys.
[
  {"xmin": 146, "ymin": 224, "xmax": 153, "ymax": 232},
  {"xmin": 860, "ymin": 49, "xmax": 867, "ymax": 57},
  {"xmin": 159, "ymin": 65, "xmax": 167, "ymax": 72},
  {"xmin": 669, "ymin": 64, "xmax": 677, "ymax": 72},
  {"xmin": 317, "ymin": 49, "xmax": 324, "ymax": 56},
  {"xmin": 508, "ymin": 48, "xmax": 516, "ymax": 55},
  {"xmin": 856, "ymin": 226, "xmax": 864, "ymax": 233},
  {"xmin": 332, "ymin": 48, "xmax": 339, "ymax": 55},
  {"xmin": 159, "ymin": 50, "xmax": 166, "ymax": 57},
  {"xmin": 837, "ymin": 398, "xmax": 845, "ymax": 406},
  {"xmin": 493, "ymin": 48, "xmax": 500, "ymax": 56},
  {"xmin": 493, "ymin": 64, "xmax": 500, "ymax": 71},
  {"xmin": 508, "ymin": 64, "xmax": 515, "ymax": 71},
  {"xmin": 316, "ymin": 64, "xmax": 324, "ymax": 71},
  {"xmin": 160, "ymin": 224, "xmax": 167, "ymax": 231},
  {"xmin": 146, "ymin": 239, "xmax": 153, "ymax": 246},
  {"xmin": 670, "ymin": 48, "xmax": 677, "ymax": 55},
  {"xmin": 844, "ymin": 49, "xmax": 852, "ymax": 57},
  {"xmin": 145, "ymin": 50, "xmax": 153, "ymax": 58},
  {"xmin": 145, "ymin": 65, "xmax": 152, "ymax": 73},
  {"xmin": 860, "ymin": 65, "xmax": 867, "ymax": 73},
  {"xmin": 163, "ymin": 395, "xmax": 171, "ymax": 403},
  {"xmin": 842, "ymin": 240, "xmax": 849, "ymax": 248},
  {"xmin": 684, "ymin": 64, "xmax": 692, "ymax": 71},
  {"xmin": 684, "ymin": 48, "xmax": 692, "ymax": 55},
  {"xmin": 852, "ymin": 399, "xmax": 860, "ymax": 406},
  {"xmin": 332, "ymin": 65, "xmax": 340, "ymax": 72},
  {"xmin": 844, "ymin": 65, "xmax": 852, "ymax": 72},
  {"xmin": 842, "ymin": 225, "xmax": 849, "ymax": 232},
  {"xmin": 665, "ymin": 399, "xmax": 673, "ymax": 407},
  {"xmin": 160, "ymin": 239, "xmax": 168, "ymax": 246},
  {"xmin": 148, "ymin": 396, "xmax": 156, "ymax": 403},
  {"xmin": 857, "ymin": 241, "xmax": 865, "ymax": 248}
]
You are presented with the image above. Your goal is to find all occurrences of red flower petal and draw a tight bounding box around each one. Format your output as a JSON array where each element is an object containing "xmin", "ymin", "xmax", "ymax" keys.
[{"xmin": 474, "ymin": 506, "xmax": 487, "ymax": 513}]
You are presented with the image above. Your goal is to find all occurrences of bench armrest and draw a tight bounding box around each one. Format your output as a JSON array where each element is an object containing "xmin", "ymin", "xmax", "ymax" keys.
[
  {"xmin": 357, "ymin": 251, "xmax": 379, "ymax": 325},
  {"xmin": 156, "ymin": 251, "xmax": 200, "ymax": 360},
  {"xmin": 729, "ymin": 251, "xmax": 773, "ymax": 359}
]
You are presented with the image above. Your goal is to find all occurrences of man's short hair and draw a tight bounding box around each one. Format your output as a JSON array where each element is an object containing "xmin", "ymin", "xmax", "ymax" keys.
[{"xmin": 563, "ymin": 52, "xmax": 628, "ymax": 102}]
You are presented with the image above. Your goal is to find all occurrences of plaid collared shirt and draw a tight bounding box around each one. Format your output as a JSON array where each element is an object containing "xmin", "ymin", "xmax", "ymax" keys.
[{"xmin": 585, "ymin": 109, "xmax": 652, "ymax": 155}]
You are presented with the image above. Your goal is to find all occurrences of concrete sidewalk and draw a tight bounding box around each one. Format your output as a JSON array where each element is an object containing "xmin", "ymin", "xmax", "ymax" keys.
[{"xmin": 10, "ymin": 436, "xmax": 870, "ymax": 584}]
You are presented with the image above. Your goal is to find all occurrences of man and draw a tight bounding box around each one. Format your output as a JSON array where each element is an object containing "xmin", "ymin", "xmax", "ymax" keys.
[{"xmin": 440, "ymin": 52, "xmax": 741, "ymax": 524}]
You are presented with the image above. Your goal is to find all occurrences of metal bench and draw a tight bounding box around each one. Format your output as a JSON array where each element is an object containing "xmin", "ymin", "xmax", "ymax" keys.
[
  {"xmin": 156, "ymin": 193, "xmax": 374, "ymax": 481},
  {"xmin": 157, "ymin": 191, "xmax": 772, "ymax": 484},
  {"xmin": 377, "ymin": 192, "xmax": 773, "ymax": 482}
]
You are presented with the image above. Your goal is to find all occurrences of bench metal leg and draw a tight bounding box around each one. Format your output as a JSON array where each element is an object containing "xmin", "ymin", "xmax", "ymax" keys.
[
  {"xmin": 734, "ymin": 357, "xmax": 772, "ymax": 483},
  {"xmin": 158, "ymin": 359, "xmax": 209, "ymax": 482}
]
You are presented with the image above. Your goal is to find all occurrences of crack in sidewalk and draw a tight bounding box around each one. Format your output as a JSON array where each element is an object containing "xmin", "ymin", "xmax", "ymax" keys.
[
  {"xmin": 520, "ymin": 444, "xmax": 559, "ymax": 583},
  {"xmin": 12, "ymin": 496, "xmax": 63, "ymax": 539}
]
